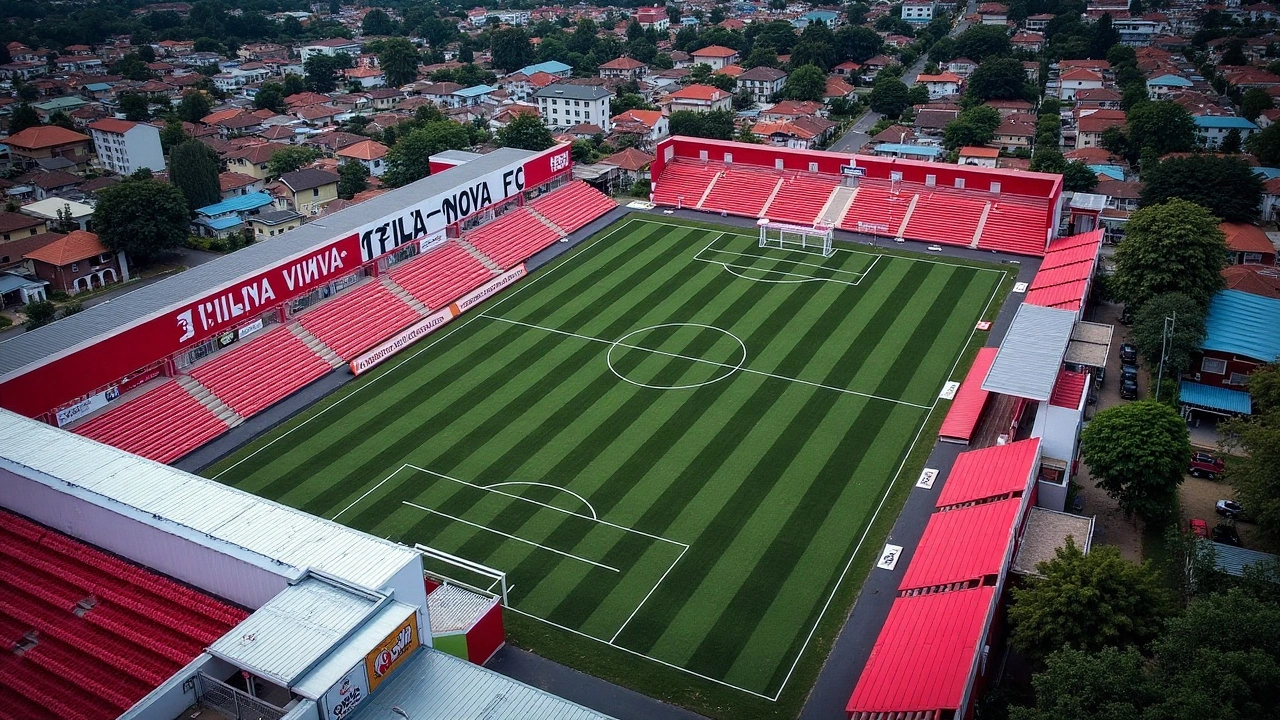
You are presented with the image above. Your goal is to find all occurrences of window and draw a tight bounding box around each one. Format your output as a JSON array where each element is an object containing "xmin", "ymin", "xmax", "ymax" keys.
[
  {"xmin": 1229, "ymin": 373, "xmax": 1251, "ymax": 386},
  {"xmin": 990, "ymin": 181, "xmax": 1001, "ymax": 194},
  {"xmin": 955, "ymin": 177, "xmax": 965, "ymax": 189},
  {"xmin": 99, "ymin": 253, "xmax": 111, "ymax": 263},
  {"xmin": 925, "ymin": 174, "xmax": 936, "ymax": 187},
  {"xmin": 1244, "ymin": 252, "xmax": 1263, "ymax": 263},
  {"xmin": 312, "ymin": 188, "xmax": 319, "ymax": 197},
  {"xmin": 809, "ymin": 162, "xmax": 818, "ymax": 172},
  {"xmin": 1201, "ymin": 357, "xmax": 1227, "ymax": 375},
  {"xmin": 71, "ymin": 263, "xmax": 78, "ymax": 272}
]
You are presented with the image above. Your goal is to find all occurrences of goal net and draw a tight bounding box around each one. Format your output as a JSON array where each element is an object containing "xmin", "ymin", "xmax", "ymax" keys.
[{"xmin": 758, "ymin": 219, "xmax": 834, "ymax": 257}]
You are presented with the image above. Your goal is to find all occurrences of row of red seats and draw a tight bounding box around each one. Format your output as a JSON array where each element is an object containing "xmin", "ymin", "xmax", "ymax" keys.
[
  {"xmin": 903, "ymin": 191, "xmax": 989, "ymax": 249},
  {"xmin": 651, "ymin": 160, "xmax": 717, "ymax": 207},
  {"xmin": 528, "ymin": 180, "xmax": 616, "ymax": 234},
  {"xmin": 839, "ymin": 183, "xmax": 914, "ymax": 234},
  {"xmin": 700, "ymin": 166, "xmax": 780, "ymax": 217},
  {"xmin": 299, "ymin": 280, "xmax": 420, "ymax": 360},
  {"xmin": 0, "ymin": 680, "xmax": 60, "ymax": 720},
  {"xmin": 978, "ymin": 197, "xmax": 1051, "ymax": 255},
  {"xmin": 762, "ymin": 174, "xmax": 839, "ymax": 226},
  {"xmin": 466, "ymin": 208, "xmax": 562, "ymax": 269},
  {"xmin": 389, "ymin": 242, "xmax": 493, "ymax": 309},
  {"xmin": 86, "ymin": 602, "xmax": 205, "ymax": 664},
  {"xmin": 71, "ymin": 380, "xmax": 227, "ymax": 464},
  {"xmin": 189, "ymin": 325, "xmax": 331, "ymax": 417},
  {"xmin": 0, "ymin": 654, "xmax": 100, "ymax": 720},
  {"xmin": 22, "ymin": 636, "xmax": 152, "ymax": 713}
]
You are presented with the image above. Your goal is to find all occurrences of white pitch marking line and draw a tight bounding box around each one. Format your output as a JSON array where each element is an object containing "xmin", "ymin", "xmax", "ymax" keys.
[
  {"xmin": 482, "ymin": 481, "xmax": 599, "ymax": 520},
  {"xmin": 331, "ymin": 464, "xmax": 405, "ymax": 521},
  {"xmin": 480, "ymin": 314, "xmax": 934, "ymax": 410},
  {"xmin": 404, "ymin": 464, "xmax": 687, "ymax": 549},
  {"xmin": 605, "ymin": 322, "xmax": 747, "ymax": 391},
  {"xmin": 402, "ymin": 500, "xmax": 620, "ymax": 573},
  {"xmin": 695, "ymin": 244, "xmax": 866, "ymax": 281},
  {"xmin": 610, "ymin": 543, "xmax": 688, "ymax": 644}
]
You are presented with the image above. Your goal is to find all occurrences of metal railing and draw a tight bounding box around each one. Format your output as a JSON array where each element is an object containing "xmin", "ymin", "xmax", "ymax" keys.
[{"xmin": 196, "ymin": 672, "xmax": 286, "ymax": 720}]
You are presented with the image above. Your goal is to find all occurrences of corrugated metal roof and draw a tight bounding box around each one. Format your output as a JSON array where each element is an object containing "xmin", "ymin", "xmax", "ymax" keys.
[
  {"xmin": 1203, "ymin": 290, "xmax": 1280, "ymax": 363},
  {"xmin": 845, "ymin": 587, "xmax": 996, "ymax": 715},
  {"xmin": 981, "ymin": 303, "xmax": 1077, "ymax": 401},
  {"xmin": 0, "ymin": 147, "xmax": 535, "ymax": 379},
  {"xmin": 209, "ymin": 575, "xmax": 381, "ymax": 687},
  {"xmin": 936, "ymin": 438, "xmax": 1040, "ymax": 508},
  {"xmin": 1208, "ymin": 541, "xmax": 1279, "ymax": 578},
  {"xmin": 348, "ymin": 648, "xmax": 613, "ymax": 720},
  {"xmin": 0, "ymin": 410, "xmax": 420, "ymax": 590},
  {"xmin": 203, "ymin": 215, "xmax": 246, "ymax": 231},
  {"xmin": 939, "ymin": 347, "xmax": 999, "ymax": 442},
  {"xmin": 293, "ymin": 599, "xmax": 416, "ymax": 699},
  {"xmin": 899, "ymin": 498, "xmax": 1022, "ymax": 591},
  {"xmin": 1049, "ymin": 368, "xmax": 1089, "ymax": 409},
  {"xmin": 196, "ymin": 191, "xmax": 274, "ymax": 217},
  {"xmin": 428, "ymin": 583, "xmax": 498, "ymax": 633},
  {"xmin": 1180, "ymin": 380, "xmax": 1252, "ymax": 415}
]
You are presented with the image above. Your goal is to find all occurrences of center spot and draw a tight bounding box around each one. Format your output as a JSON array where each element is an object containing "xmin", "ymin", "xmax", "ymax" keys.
[{"xmin": 606, "ymin": 323, "xmax": 747, "ymax": 390}]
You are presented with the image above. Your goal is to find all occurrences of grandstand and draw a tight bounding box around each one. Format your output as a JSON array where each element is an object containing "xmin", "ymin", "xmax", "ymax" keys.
[{"xmin": 649, "ymin": 137, "xmax": 1063, "ymax": 256}]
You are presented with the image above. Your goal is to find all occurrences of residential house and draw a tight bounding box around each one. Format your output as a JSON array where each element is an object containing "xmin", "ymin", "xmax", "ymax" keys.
[
  {"xmin": 609, "ymin": 109, "xmax": 669, "ymax": 148},
  {"xmin": 917, "ymin": 73, "xmax": 962, "ymax": 99},
  {"xmin": 515, "ymin": 61, "xmax": 573, "ymax": 79},
  {"xmin": 268, "ymin": 168, "xmax": 339, "ymax": 215},
  {"xmin": 600, "ymin": 147, "xmax": 654, "ymax": 183},
  {"xmin": 1073, "ymin": 88, "xmax": 1122, "ymax": 110},
  {"xmin": 792, "ymin": 9, "xmax": 839, "ymax": 27},
  {"xmin": 870, "ymin": 124, "xmax": 917, "ymax": 146},
  {"xmin": 1011, "ymin": 32, "xmax": 1045, "ymax": 52},
  {"xmin": 87, "ymin": 118, "xmax": 164, "ymax": 175},
  {"xmin": 1192, "ymin": 290, "xmax": 1280, "ymax": 391},
  {"xmin": 990, "ymin": 113, "xmax": 1037, "ymax": 151},
  {"xmin": 1058, "ymin": 67, "xmax": 1105, "ymax": 101},
  {"xmin": 20, "ymin": 170, "xmax": 83, "ymax": 201},
  {"xmin": 299, "ymin": 38, "xmax": 362, "ymax": 62},
  {"xmin": 247, "ymin": 209, "xmax": 304, "ymax": 238},
  {"xmin": 366, "ymin": 88, "xmax": 403, "ymax": 111},
  {"xmin": 833, "ymin": 61, "xmax": 862, "ymax": 78},
  {"xmin": 212, "ymin": 66, "xmax": 270, "ymax": 92},
  {"xmin": 665, "ymin": 85, "xmax": 733, "ymax": 114},
  {"xmin": 1076, "ymin": 109, "xmax": 1126, "ymax": 149},
  {"xmin": 690, "ymin": 45, "xmax": 740, "ymax": 70},
  {"xmin": 1220, "ymin": 222, "xmax": 1277, "ymax": 266},
  {"xmin": 193, "ymin": 191, "xmax": 274, "ymax": 237},
  {"xmin": 914, "ymin": 107, "xmax": 960, "ymax": 137},
  {"xmin": 535, "ymin": 83, "xmax": 613, "ymax": 130},
  {"xmin": 336, "ymin": 139, "xmax": 388, "ymax": 177},
  {"xmin": 635, "ymin": 6, "xmax": 670, "ymax": 31},
  {"xmin": 902, "ymin": 0, "xmax": 936, "ymax": 23},
  {"xmin": 737, "ymin": 66, "xmax": 787, "ymax": 104},
  {"xmin": 19, "ymin": 198, "xmax": 93, "ymax": 231},
  {"xmin": 861, "ymin": 55, "xmax": 893, "ymax": 81},
  {"xmin": 599, "ymin": 57, "xmax": 649, "ymax": 80},
  {"xmin": 1146, "ymin": 73, "xmax": 1193, "ymax": 99},
  {"xmin": 1096, "ymin": 179, "xmax": 1142, "ymax": 212},
  {"xmin": 751, "ymin": 117, "xmax": 837, "ymax": 149},
  {"xmin": 1222, "ymin": 264, "xmax": 1280, "ymax": 299},
  {"xmin": 453, "ymin": 84, "xmax": 497, "ymax": 107},
  {"xmin": 872, "ymin": 143, "xmax": 943, "ymax": 161},
  {"xmin": 4, "ymin": 126, "xmax": 93, "ymax": 169},
  {"xmin": 24, "ymin": 230, "xmax": 128, "ymax": 294},
  {"xmin": 958, "ymin": 146, "xmax": 999, "ymax": 167},
  {"xmin": 978, "ymin": 2, "xmax": 1009, "ymax": 24},
  {"xmin": 0, "ymin": 213, "xmax": 46, "ymax": 243},
  {"xmin": 1194, "ymin": 115, "xmax": 1258, "ymax": 149},
  {"xmin": 490, "ymin": 104, "xmax": 541, "ymax": 131},
  {"xmin": 421, "ymin": 82, "xmax": 465, "ymax": 107},
  {"xmin": 343, "ymin": 66, "xmax": 386, "ymax": 89},
  {"xmin": 984, "ymin": 99, "xmax": 1035, "ymax": 116},
  {"xmin": 946, "ymin": 58, "xmax": 979, "ymax": 78},
  {"xmin": 225, "ymin": 142, "xmax": 288, "ymax": 180},
  {"xmin": 219, "ymin": 171, "xmax": 263, "ymax": 199},
  {"xmin": 1025, "ymin": 13, "xmax": 1054, "ymax": 30},
  {"xmin": 32, "ymin": 97, "xmax": 90, "ymax": 122}
]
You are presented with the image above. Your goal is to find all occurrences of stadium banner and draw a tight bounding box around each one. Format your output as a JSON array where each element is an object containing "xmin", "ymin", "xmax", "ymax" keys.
[
  {"xmin": 349, "ymin": 306, "xmax": 456, "ymax": 376},
  {"xmin": 418, "ymin": 229, "xmax": 447, "ymax": 253},
  {"xmin": 364, "ymin": 614, "xmax": 419, "ymax": 692},
  {"xmin": 355, "ymin": 145, "xmax": 571, "ymax": 263},
  {"xmin": 55, "ymin": 385, "xmax": 119, "ymax": 427},
  {"xmin": 322, "ymin": 663, "xmax": 370, "ymax": 720},
  {"xmin": 450, "ymin": 264, "xmax": 526, "ymax": 315}
]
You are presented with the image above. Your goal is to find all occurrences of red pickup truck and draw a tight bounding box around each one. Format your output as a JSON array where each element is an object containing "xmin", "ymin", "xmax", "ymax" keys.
[{"xmin": 1189, "ymin": 452, "xmax": 1225, "ymax": 479}]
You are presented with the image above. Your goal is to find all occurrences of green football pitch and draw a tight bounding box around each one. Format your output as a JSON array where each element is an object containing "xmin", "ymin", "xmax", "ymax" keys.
[{"xmin": 207, "ymin": 214, "xmax": 1006, "ymax": 701}]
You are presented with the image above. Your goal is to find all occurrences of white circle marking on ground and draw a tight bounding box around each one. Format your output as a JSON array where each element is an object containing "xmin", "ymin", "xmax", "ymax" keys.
[{"xmin": 606, "ymin": 323, "xmax": 747, "ymax": 390}]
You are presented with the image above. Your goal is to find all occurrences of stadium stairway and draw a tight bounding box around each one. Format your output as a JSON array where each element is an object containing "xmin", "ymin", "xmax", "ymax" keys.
[
  {"xmin": 971, "ymin": 202, "xmax": 993, "ymax": 248},
  {"xmin": 379, "ymin": 275, "xmax": 430, "ymax": 314},
  {"xmin": 174, "ymin": 375, "xmax": 242, "ymax": 426},
  {"xmin": 455, "ymin": 238, "xmax": 503, "ymax": 273},
  {"xmin": 819, "ymin": 186, "xmax": 858, "ymax": 227},
  {"xmin": 187, "ymin": 325, "xmax": 332, "ymax": 419},
  {"xmin": 527, "ymin": 209, "xmax": 568, "ymax": 237},
  {"xmin": 288, "ymin": 324, "xmax": 345, "ymax": 368},
  {"xmin": 527, "ymin": 181, "xmax": 616, "ymax": 234},
  {"xmin": 71, "ymin": 379, "xmax": 238, "ymax": 465},
  {"xmin": 695, "ymin": 171, "xmax": 722, "ymax": 208}
]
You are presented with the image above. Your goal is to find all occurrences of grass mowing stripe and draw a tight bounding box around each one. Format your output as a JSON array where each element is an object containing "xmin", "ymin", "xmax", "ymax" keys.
[{"xmin": 873, "ymin": 267, "xmax": 978, "ymax": 398}]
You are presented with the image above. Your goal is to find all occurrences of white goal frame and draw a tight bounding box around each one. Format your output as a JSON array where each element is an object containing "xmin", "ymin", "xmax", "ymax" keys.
[{"xmin": 758, "ymin": 219, "xmax": 835, "ymax": 257}]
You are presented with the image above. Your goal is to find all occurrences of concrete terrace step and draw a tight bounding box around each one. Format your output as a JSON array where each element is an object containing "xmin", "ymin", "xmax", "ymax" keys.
[
  {"xmin": 757, "ymin": 178, "xmax": 786, "ymax": 219},
  {"xmin": 527, "ymin": 207, "xmax": 568, "ymax": 237},
  {"xmin": 820, "ymin": 186, "xmax": 858, "ymax": 227},
  {"xmin": 695, "ymin": 171, "xmax": 722, "ymax": 209},
  {"xmin": 455, "ymin": 237, "xmax": 503, "ymax": 273},
  {"xmin": 895, "ymin": 193, "xmax": 920, "ymax": 240},
  {"xmin": 971, "ymin": 201, "xmax": 993, "ymax": 249},
  {"xmin": 288, "ymin": 323, "xmax": 345, "ymax": 369},
  {"xmin": 379, "ymin": 275, "xmax": 430, "ymax": 315},
  {"xmin": 175, "ymin": 375, "xmax": 243, "ymax": 428}
]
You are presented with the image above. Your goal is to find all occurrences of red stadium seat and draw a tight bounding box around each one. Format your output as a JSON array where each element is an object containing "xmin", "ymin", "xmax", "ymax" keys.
[
  {"xmin": 528, "ymin": 181, "xmax": 616, "ymax": 234},
  {"xmin": 978, "ymin": 196, "xmax": 1051, "ymax": 255},
  {"xmin": 465, "ymin": 208, "xmax": 562, "ymax": 269},
  {"xmin": 189, "ymin": 326, "xmax": 331, "ymax": 418},
  {"xmin": 762, "ymin": 173, "xmax": 840, "ymax": 226},
  {"xmin": 903, "ymin": 189, "xmax": 989, "ymax": 249},
  {"xmin": 299, "ymin": 280, "xmax": 421, "ymax": 360},
  {"xmin": 388, "ymin": 242, "xmax": 493, "ymax": 309},
  {"xmin": 651, "ymin": 159, "xmax": 718, "ymax": 208},
  {"xmin": 72, "ymin": 380, "xmax": 227, "ymax": 464},
  {"xmin": 699, "ymin": 165, "xmax": 780, "ymax": 218}
]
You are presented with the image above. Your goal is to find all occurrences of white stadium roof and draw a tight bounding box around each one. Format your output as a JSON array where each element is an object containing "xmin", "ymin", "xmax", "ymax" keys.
[{"xmin": 981, "ymin": 303, "xmax": 1077, "ymax": 401}]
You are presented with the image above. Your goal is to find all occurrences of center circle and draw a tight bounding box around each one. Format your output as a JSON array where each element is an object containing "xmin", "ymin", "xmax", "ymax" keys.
[{"xmin": 606, "ymin": 323, "xmax": 747, "ymax": 390}]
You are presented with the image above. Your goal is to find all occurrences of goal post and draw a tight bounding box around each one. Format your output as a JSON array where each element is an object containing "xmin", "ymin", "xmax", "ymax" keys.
[{"xmin": 757, "ymin": 218, "xmax": 835, "ymax": 257}]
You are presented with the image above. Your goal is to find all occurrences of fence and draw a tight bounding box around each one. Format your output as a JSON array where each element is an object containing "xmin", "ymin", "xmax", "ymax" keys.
[{"xmin": 197, "ymin": 672, "xmax": 287, "ymax": 720}]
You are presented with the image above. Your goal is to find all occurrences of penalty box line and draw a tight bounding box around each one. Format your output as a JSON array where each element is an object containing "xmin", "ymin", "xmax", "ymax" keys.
[
  {"xmin": 478, "ymin": 314, "xmax": 933, "ymax": 411},
  {"xmin": 693, "ymin": 233, "xmax": 875, "ymax": 288}
]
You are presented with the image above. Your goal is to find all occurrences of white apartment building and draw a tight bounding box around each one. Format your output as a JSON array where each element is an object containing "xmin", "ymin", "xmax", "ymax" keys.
[
  {"xmin": 902, "ymin": 0, "xmax": 936, "ymax": 23},
  {"xmin": 87, "ymin": 118, "xmax": 165, "ymax": 176},
  {"xmin": 535, "ymin": 84, "xmax": 613, "ymax": 131},
  {"xmin": 299, "ymin": 38, "xmax": 362, "ymax": 62}
]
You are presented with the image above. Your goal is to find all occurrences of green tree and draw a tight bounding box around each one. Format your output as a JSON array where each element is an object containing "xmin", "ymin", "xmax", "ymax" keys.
[
  {"xmin": 1113, "ymin": 199, "xmax": 1228, "ymax": 309},
  {"xmin": 869, "ymin": 75, "xmax": 910, "ymax": 118},
  {"xmin": 160, "ymin": 118, "xmax": 188, "ymax": 154},
  {"xmin": 1140, "ymin": 155, "xmax": 1262, "ymax": 223},
  {"xmin": 337, "ymin": 160, "xmax": 370, "ymax": 199},
  {"xmin": 966, "ymin": 57, "xmax": 1031, "ymax": 102},
  {"xmin": 907, "ymin": 84, "xmax": 929, "ymax": 106},
  {"xmin": 490, "ymin": 27, "xmax": 533, "ymax": 74},
  {"xmin": 745, "ymin": 46, "xmax": 779, "ymax": 68},
  {"xmin": 496, "ymin": 113, "xmax": 555, "ymax": 151},
  {"xmin": 8, "ymin": 103, "xmax": 40, "ymax": 135},
  {"xmin": 1062, "ymin": 161, "xmax": 1099, "ymax": 192},
  {"xmin": 1009, "ymin": 646, "xmax": 1153, "ymax": 720},
  {"xmin": 92, "ymin": 178, "xmax": 190, "ymax": 264},
  {"xmin": 305, "ymin": 53, "xmax": 350, "ymax": 93},
  {"xmin": 1246, "ymin": 121, "xmax": 1280, "ymax": 165},
  {"xmin": 943, "ymin": 104, "xmax": 1001, "ymax": 149},
  {"xmin": 929, "ymin": 35, "xmax": 957, "ymax": 63},
  {"xmin": 111, "ymin": 52, "xmax": 154, "ymax": 81},
  {"xmin": 1241, "ymin": 87, "xmax": 1274, "ymax": 121},
  {"xmin": 1130, "ymin": 292, "xmax": 1207, "ymax": 376},
  {"xmin": 1222, "ymin": 365, "xmax": 1280, "ymax": 539},
  {"xmin": 384, "ymin": 120, "xmax": 470, "ymax": 187},
  {"xmin": 1089, "ymin": 13, "xmax": 1120, "ymax": 60},
  {"xmin": 1220, "ymin": 127, "xmax": 1243, "ymax": 154},
  {"xmin": 1080, "ymin": 401, "xmax": 1191, "ymax": 523},
  {"xmin": 1125, "ymin": 100, "xmax": 1197, "ymax": 157},
  {"xmin": 177, "ymin": 91, "xmax": 212, "ymax": 124},
  {"xmin": 782, "ymin": 64, "xmax": 827, "ymax": 101},
  {"xmin": 362, "ymin": 8, "xmax": 395, "ymax": 36},
  {"xmin": 668, "ymin": 110, "xmax": 736, "ymax": 140},
  {"xmin": 1008, "ymin": 539, "xmax": 1175, "ymax": 660},
  {"xmin": 836, "ymin": 25, "xmax": 883, "ymax": 63},
  {"xmin": 23, "ymin": 300, "xmax": 57, "ymax": 331},
  {"xmin": 169, "ymin": 139, "xmax": 221, "ymax": 212},
  {"xmin": 253, "ymin": 82, "xmax": 286, "ymax": 113},
  {"xmin": 790, "ymin": 21, "xmax": 837, "ymax": 71},
  {"xmin": 282, "ymin": 74, "xmax": 307, "ymax": 96},
  {"xmin": 267, "ymin": 146, "xmax": 322, "ymax": 177},
  {"xmin": 955, "ymin": 24, "xmax": 1011, "ymax": 62},
  {"xmin": 118, "ymin": 92, "xmax": 150, "ymax": 121}
]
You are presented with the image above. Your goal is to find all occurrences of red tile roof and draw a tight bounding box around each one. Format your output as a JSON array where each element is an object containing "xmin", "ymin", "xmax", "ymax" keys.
[
  {"xmin": 600, "ymin": 57, "xmax": 647, "ymax": 70},
  {"xmin": 87, "ymin": 118, "xmax": 137, "ymax": 134},
  {"xmin": 335, "ymin": 139, "xmax": 388, "ymax": 161},
  {"xmin": 691, "ymin": 44, "xmax": 738, "ymax": 58},
  {"xmin": 1220, "ymin": 222, "xmax": 1275, "ymax": 255},
  {"xmin": 1223, "ymin": 264, "xmax": 1280, "ymax": 299},
  {"xmin": 24, "ymin": 229, "xmax": 107, "ymax": 265},
  {"xmin": 4, "ymin": 125, "xmax": 90, "ymax": 150},
  {"xmin": 668, "ymin": 84, "xmax": 728, "ymax": 101}
]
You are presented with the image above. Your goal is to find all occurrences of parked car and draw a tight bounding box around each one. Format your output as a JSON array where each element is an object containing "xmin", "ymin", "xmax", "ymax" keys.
[
  {"xmin": 1119, "ymin": 306, "xmax": 1133, "ymax": 325},
  {"xmin": 1120, "ymin": 343, "xmax": 1138, "ymax": 363},
  {"xmin": 1212, "ymin": 522, "xmax": 1241, "ymax": 546},
  {"xmin": 1189, "ymin": 518, "xmax": 1209, "ymax": 539},
  {"xmin": 1120, "ymin": 378, "xmax": 1139, "ymax": 399},
  {"xmin": 1121, "ymin": 363, "xmax": 1140, "ymax": 381},
  {"xmin": 1093, "ymin": 366, "xmax": 1106, "ymax": 390},
  {"xmin": 1216, "ymin": 499, "xmax": 1246, "ymax": 520},
  {"xmin": 1189, "ymin": 452, "xmax": 1226, "ymax": 479}
]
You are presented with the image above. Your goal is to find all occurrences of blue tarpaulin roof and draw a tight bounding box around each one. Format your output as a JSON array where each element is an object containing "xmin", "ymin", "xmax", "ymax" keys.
[
  {"xmin": 1203, "ymin": 290, "xmax": 1280, "ymax": 362},
  {"xmin": 1180, "ymin": 381, "xmax": 1252, "ymax": 415},
  {"xmin": 196, "ymin": 191, "xmax": 274, "ymax": 218}
]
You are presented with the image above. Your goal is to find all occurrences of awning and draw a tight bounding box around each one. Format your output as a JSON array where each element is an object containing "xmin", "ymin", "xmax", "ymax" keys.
[
  {"xmin": 1180, "ymin": 380, "xmax": 1251, "ymax": 415},
  {"xmin": 939, "ymin": 347, "xmax": 998, "ymax": 443}
]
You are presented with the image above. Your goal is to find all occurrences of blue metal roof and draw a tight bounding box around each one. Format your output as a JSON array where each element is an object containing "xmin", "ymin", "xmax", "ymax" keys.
[
  {"xmin": 874, "ymin": 143, "xmax": 943, "ymax": 157},
  {"xmin": 1254, "ymin": 167, "xmax": 1280, "ymax": 180},
  {"xmin": 454, "ymin": 84, "xmax": 496, "ymax": 97},
  {"xmin": 203, "ymin": 216, "xmax": 245, "ymax": 231},
  {"xmin": 516, "ymin": 60, "xmax": 571, "ymax": 77},
  {"xmin": 1208, "ymin": 541, "xmax": 1278, "ymax": 578},
  {"xmin": 0, "ymin": 273, "xmax": 44, "ymax": 293},
  {"xmin": 1089, "ymin": 164, "xmax": 1125, "ymax": 181},
  {"xmin": 196, "ymin": 191, "xmax": 274, "ymax": 218},
  {"xmin": 1194, "ymin": 115, "xmax": 1258, "ymax": 130},
  {"xmin": 1180, "ymin": 381, "xmax": 1252, "ymax": 415},
  {"xmin": 1147, "ymin": 74, "xmax": 1193, "ymax": 87},
  {"xmin": 84, "ymin": 82, "xmax": 112, "ymax": 92},
  {"xmin": 1203, "ymin": 289, "xmax": 1280, "ymax": 362}
]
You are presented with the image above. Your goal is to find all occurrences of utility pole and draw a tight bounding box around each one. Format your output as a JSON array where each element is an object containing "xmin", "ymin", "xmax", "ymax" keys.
[{"xmin": 1156, "ymin": 311, "xmax": 1176, "ymax": 399}]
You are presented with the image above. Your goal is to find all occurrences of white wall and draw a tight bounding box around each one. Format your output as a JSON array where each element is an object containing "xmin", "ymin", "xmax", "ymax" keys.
[
  {"xmin": 383, "ymin": 554, "xmax": 432, "ymax": 647},
  {"xmin": 125, "ymin": 124, "xmax": 167, "ymax": 173}
]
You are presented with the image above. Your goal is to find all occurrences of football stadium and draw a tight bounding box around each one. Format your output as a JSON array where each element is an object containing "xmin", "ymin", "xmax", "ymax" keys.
[{"xmin": 0, "ymin": 138, "xmax": 1111, "ymax": 720}]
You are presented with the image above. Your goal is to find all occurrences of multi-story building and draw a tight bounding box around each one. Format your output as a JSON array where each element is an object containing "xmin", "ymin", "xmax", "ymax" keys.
[
  {"xmin": 1194, "ymin": 115, "xmax": 1258, "ymax": 148},
  {"xmin": 599, "ymin": 57, "xmax": 649, "ymax": 80},
  {"xmin": 635, "ymin": 6, "xmax": 670, "ymax": 31},
  {"xmin": 535, "ymin": 83, "xmax": 613, "ymax": 130},
  {"xmin": 664, "ymin": 85, "xmax": 733, "ymax": 113},
  {"xmin": 902, "ymin": 0, "xmax": 936, "ymax": 23},
  {"xmin": 87, "ymin": 119, "xmax": 166, "ymax": 176},
  {"xmin": 298, "ymin": 38, "xmax": 362, "ymax": 62},
  {"xmin": 690, "ymin": 45, "xmax": 740, "ymax": 70},
  {"xmin": 737, "ymin": 66, "xmax": 787, "ymax": 104}
]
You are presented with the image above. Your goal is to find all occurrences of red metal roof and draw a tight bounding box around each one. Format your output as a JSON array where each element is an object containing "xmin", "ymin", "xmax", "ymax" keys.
[
  {"xmin": 898, "ymin": 498, "xmax": 1022, "ymax": 591},
  {"xmin": 1049, "ymin": 368, "xmax": 1089, "ymax": 409},
  {"xmin": 936, "ymin": 437, "xmax": 1040, "ymax": 508},
  {"xmin": 1026, "ymin": 229, "xmax": 1102, "ymax": 312},
  {"xmin": 939, "ymin": 347, "xmax": 999, "ymax": 442},
  {"xmin": 1025, "ymin": 280, "xmax": 1090, "ymax": 311},
  {"xmin": 846, "ymin": 586, "xmax": 997, "ymax": 716}
]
